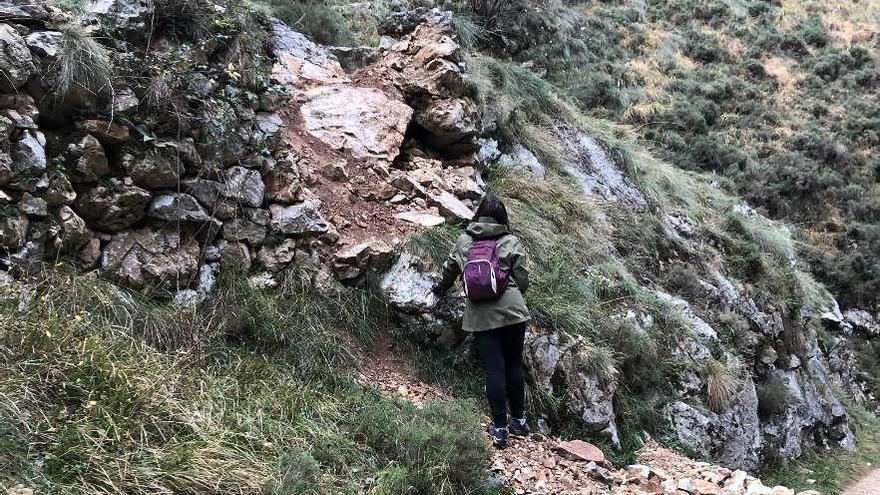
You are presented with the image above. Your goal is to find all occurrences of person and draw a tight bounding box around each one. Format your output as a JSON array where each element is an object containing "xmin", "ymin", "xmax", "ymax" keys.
[{"xmin": 431, "ymin": 194, "xmax": 532, "ymax": 448}]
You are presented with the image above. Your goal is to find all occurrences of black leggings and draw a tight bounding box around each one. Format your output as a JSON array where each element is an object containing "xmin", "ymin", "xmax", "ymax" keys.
[{"xmin": 475, "ymin": 322, "xmax": 527, "ymax": 427}]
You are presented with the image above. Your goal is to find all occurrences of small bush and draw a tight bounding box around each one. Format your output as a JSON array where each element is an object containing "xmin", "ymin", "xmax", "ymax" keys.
[
  {"xmin": 53, "ymin": 24, "xmax": 113, "ymax": 98},
  {"xmin": 757, "ymin": 377, "xmax": 794, "ymax": 418},
  {"xmin": 704, "ymin": 360, "xmax": 740, "ymax": 412}
]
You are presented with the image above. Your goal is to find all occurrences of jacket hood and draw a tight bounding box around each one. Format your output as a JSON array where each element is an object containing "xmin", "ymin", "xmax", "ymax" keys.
[{"xmin": 466, "ymin": 217, "xmax": 509, "ymax": 239}]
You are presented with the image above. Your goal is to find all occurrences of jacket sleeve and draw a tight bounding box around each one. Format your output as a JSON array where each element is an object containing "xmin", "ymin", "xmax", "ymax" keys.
[
  {"xmin": 509, "ymin": 237, "xmax": 530, "ymax": 293},
  {"xmin": 436, "ymin": 239, "xmax": 463, "ymax": 291}
]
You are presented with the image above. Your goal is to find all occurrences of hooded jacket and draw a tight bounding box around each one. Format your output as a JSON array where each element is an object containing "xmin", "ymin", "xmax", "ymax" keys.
[{"xmin": 437, "ymin": 216, "xmax": 531, "ymax": 332}]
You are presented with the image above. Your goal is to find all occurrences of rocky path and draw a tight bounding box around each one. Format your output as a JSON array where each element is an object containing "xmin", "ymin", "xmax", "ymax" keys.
[
  {"xmin": 356, "ymin": 346, "xmax": 813, "ymax": 495},
  {"xmin": 842, "ymin": 469, "xmax": 880, "ymax": 495}
]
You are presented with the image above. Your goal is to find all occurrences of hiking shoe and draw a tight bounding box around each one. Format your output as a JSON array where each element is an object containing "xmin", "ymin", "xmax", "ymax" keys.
[
  {"xmin": 508, "ymin": 417, "xmax": 531, "ymax": 437},
  {"xmin": 487, "ymin": 424, "xmax": 508, "ymax": 448}
]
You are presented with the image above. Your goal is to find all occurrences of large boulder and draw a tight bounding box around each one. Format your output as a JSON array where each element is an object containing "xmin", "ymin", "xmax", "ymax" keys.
[
  {"xmin": 269, "ymin": 201, "xmax": 329, "ymax": 236},
  {"xmin": 0, "ymin": 23, "xmax": 36, "ymax": 92},
  {"xmin": 101, "ymin": 226, "xmax": 201, "ymax": 290},
  {"xmin": 76, "ymin": 179, "xmax": 151, "ymax": 231},
  {"xmin": 413, "ymin": 98, "xmax": 479, "ymax": 154},
  {"xmin": 524, "ymin": 325, "xmax": 620, "ymax": 445},
  {"xmin": 299, "ymin": 85, "xmax": 412, "ymax": 164},
  {"xmin": 380, "ymin": 251, "xmax": 439, "ymax": 313}
]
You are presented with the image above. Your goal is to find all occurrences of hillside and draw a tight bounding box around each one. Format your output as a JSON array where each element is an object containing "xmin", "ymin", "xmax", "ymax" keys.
[{"xmin": 0, "ymin": 0, "xmax": 878, "ymax": 494}]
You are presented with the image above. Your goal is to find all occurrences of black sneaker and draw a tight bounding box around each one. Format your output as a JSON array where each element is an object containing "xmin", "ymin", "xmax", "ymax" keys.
[
  {"xmin": 508, "ymin": 417, "xmax": 531, "ymax": 436},
  {"xmin": 487, "ymin": 424, "xmax": 508, "ymax": 448}
]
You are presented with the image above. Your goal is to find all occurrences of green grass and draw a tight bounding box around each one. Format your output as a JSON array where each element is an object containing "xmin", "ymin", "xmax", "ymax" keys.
[{"xmin": 0, "ymin": 267, "xmax": 495, "ymax": 494}]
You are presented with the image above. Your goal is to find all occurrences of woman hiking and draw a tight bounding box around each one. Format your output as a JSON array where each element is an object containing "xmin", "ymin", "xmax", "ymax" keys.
[{"xmin": 432, "ymin": 194, "xmax": 531, "ymax": 448}]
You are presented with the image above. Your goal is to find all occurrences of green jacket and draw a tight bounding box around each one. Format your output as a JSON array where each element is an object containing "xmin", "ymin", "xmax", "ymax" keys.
[{"xmin": 437, "ymin": 217, "xmax": 531, "ymax": 332}]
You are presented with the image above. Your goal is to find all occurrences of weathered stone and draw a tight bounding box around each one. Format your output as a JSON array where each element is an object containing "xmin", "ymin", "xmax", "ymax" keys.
[
  {"xmin": 381, "ymin": 251, "xmax": 440, "ymax": 313},
  {"xmin": 87, "ymin": 0, "xmax": 154, "ymax": 34},
  {"xmin": 253, "ymin": 112, "xmax": 283, "ymax": 146},
  {"xmin": 395, "ymin": 211, "xmax": 445, "ymax": 227},
  {"xmin": 69, "ymin": 134, "xmax": 111, "ymax": 183},
  {"xmin": 263, "ymin": 155, "xmax": 302, "ymax": 203},
  {"xmin": 56, "ymin": 205, "xmax": 91, "ymax": 251},
  {"xmin": 76, "ymin": 179, "xmax": 151, "ymax": 231},
  {"xmin": 558, "ymin": 127, "xmax": 647, "ymax": 209},
  {"xmin": 429, "ymin": 191, "xmax": 473, "ymax": 222},
  {"xmin": 19, "ymin": 192, "xmax": 47, "ymax": 216},
  {"xmin": 147, "ymin": 193, "xmax": 215, "ymax": 223},
  {"xmin": 299, "ymin": 85, "xmax": 412, "ymax": 163},
  {"xmin": 101, "ymin": 226, "xmax": 201, "ymax": 290},
  {"xmin": 0, "ymin": 213, "xmax": 28, "ymax": 250},
  {"xmin": 843, "ymin": 309, "xmax": 878, "ymax": 336},
  {"xmin": 25, "ymin": 30, "xmax": 62, "ymax": 58},
  {"xmin": 257, "ymin": 238, "xmax": 298, "ymax": 272},
  {"xmin": 79, "ymin": 237, "xmax": 102, "ymax": 268},
  {"xmin": 222, "ymin": 208, "xmax": 269, "ymax": 246},
  {"xmin": 113, "ymin": 86, "xmax": 139, "ymax": 112},
  {"xmin": 44, "ymin": 171, "xmax": 75, "ymax": 206},
  {"xmin": 413, "ymin": 97, "xmax": 479, "ymax": 154},
  {"xmin": 9, "ymin": 130, "xmax": 46, "ymax": 190},
  {"xmin": 269, "ymin": 201, "xmax": 328, "ymax": 236},
  {"xmin": 124, "ymin": 150, "xmax": 180, "ymax": 189},
  {"xmin": 498, "ymin": 144, "xmax": 547, "ymax": 178},
  {"xmin": 333, "ymin": 239, "xmax": 393, "ymax": 279},
  {"xmin": 328, "ymin": 45, "xmax": 382, "ymax": 71},
  {"xmin": 0, "ymin": 23, "xmax": 36, "ymax": 92},
  {"xmin": 77, "ymin": 119, "xmax": 130, "ymax": 145},
  {"xmin": 182, "ymin": 178, "xmax": 236, "ymax": 219},
  {"xmin": 216, "ymin": 240, "xmax": 251, "ymax": 272},
  {"xmin": 270, "ymin": 18, "xmax": 348, "ymax": 89},
  {"xmin": 553, "ymin": 440, "xmax": 605, "ymax": 463},
  {"xmin": 525, "ymin": 325, "xmax": 620, "ymax": 445},
  {"xmin": 224, "ymin": 166, "xmax": 264, "ymax": 208}
]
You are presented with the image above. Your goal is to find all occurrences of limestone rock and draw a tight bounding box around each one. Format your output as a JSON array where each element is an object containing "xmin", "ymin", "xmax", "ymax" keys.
[
  {"xmin": 56, "ymin": 205, "xmax": 91, "ymax": 251},
  {"xmin": 253, "ymin": 112, "xmax": 283, "ymax": 147},
  {"xmin": 44, "ymin": 171, "xmax": 76, "ymax": 206},
  {"xmin": 76, "ymin": 179, "xmax": 151, "ymax": 231},
  {"xmin": 429, "ymin": 191, "xmax": 473, "ymax": 222},
  {"xmin": 263, "ymin": 154, "xmax": 302, "ymax": 203},
  {"xmin": 558, "ymin": 127, "xmax": 647, "ymax": 209},
  {"xmin": 183, "ymin": 178, "xmax": 236, "ymax": 219},
  {"xmin": 147, "ymin": 193, "xmax": 215, "ymax": 223},
  {"xmin": 332, "ymin": 239, "xmax": 393, "ymax": 279},
  {"xmin": 222, "ymin": 208, "xmax": 269, "ymax": 246},
  {"xmin": 9, "ymin": 130, "xmax": 46, "ymax": 190},
  {"xmin": 124, "ymin": 150, "xmax": 180, "ymax": 189},
  {"xmin": 77, "ymin": 119, "xmax": 130, "ymax": 145},
  {"xmin": 271, "ymin": 17, "xmax": 348, "ymax": 89},
  {"xmin": 381, "ymin": 251, "xmax": 439, "ymax": 313},
  {"xmin": 843, "ymin": 309, "xmax": 878, "ymax": 336},
  {"xmin": 299, "ymin": 85, "xmax": 412, "ymax": 163},
  {"xmin": 413, "ymin": 97, "xmax": 479, "ymax": 154},
  {"xmin": 0, "ymin": 23, "xmax": 36, "ymax": 92},
  {"xmin": 101, "ymin": 226, "xmax": 200, "ymax": 290},
  {"xmin": 269, "ymin": 201, "xmax": 328, "ymax": 236},
  {"xmin": 0, "ymin": 214, "xmax": 28, "ymax": 251},
  {"xmin": 25, "ymin": 30, "xmax": 62, "ymax": 58},
  {"xmin": 395, "ymin": 211, "xmax": 445, "ymax": 227},
  {"xmin": 257, "ymin": 238, "xmax": 298, "ymax": 272},
  {"xmin": 19, "ymin": 192, "xmax": 47, "ymax": 216},
  {"xmin": 553, "ymin": 440, "xmax": 605, "ymax": 463},
  {"xmin": 87, "ymin": 0, "xmax": 154, "ymax": 33},
  {"xmin": 216, "ymin": 240, "xmax": 251, "ymax": 272},
  {"xmin": 525, "ymin": 325, "xmax": 620, "ymax": 444},
  {"xmin": 224, "ymin": 166, "xmax": 264, "ymax": 208}
]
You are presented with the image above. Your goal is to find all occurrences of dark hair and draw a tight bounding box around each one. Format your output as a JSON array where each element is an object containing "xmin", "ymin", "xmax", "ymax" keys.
[{"xmin": 473, "ymin": 194, "xmax": 509, "ymax": 226}]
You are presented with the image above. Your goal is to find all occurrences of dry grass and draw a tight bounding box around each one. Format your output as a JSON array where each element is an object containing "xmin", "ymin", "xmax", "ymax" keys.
[{"xmin": 704, "ymin": 360, "xmax": 740, "ymax": 412}]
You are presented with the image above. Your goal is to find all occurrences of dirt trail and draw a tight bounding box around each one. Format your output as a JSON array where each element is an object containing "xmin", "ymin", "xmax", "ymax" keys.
[
  {"xmin": 842, "ymin": 469, "xmax": 880, "ymax": 495},
  {"xmin": 357, "ymin": 342, "xmax": 695, "ymax": 495}
]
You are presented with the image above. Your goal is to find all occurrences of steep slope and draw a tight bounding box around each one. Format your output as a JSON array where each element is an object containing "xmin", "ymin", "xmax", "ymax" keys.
[{"xmin": 0, "ymin": 0, "xmax": 878, "ymax": 494}]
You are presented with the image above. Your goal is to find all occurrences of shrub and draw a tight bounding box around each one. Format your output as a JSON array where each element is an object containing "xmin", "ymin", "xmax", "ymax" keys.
[
  {"xmin": 757, "ymin": 377, "xmax": 794, "ymax": 418},
  {"xmin": 53, "ymin": 23, "xmax": 113, "ymax": 98},
  {"xmin": 704, "ymin": 360, "xmax": 740, "ymax": 412}
]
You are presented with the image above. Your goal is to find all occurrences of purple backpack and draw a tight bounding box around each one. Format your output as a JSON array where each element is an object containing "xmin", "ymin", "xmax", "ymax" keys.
[{"xmin": 463, "ymin": 238, "xmax": 510, "ymax": 302}]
